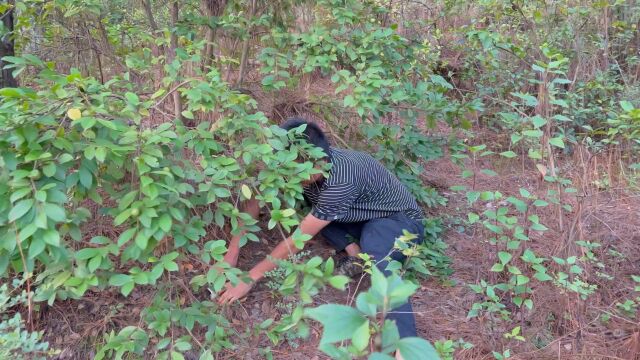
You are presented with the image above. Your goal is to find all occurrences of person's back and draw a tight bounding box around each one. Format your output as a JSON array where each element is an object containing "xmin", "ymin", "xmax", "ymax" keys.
[{"xmin": 303, "ymin": 147, "xmax": 423, "ymax": 223}]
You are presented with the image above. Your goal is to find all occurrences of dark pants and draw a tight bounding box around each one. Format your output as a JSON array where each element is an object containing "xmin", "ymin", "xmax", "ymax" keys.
[{"xmin": 320, "ymin": 212, "xmax": 424, "ymax": 338}]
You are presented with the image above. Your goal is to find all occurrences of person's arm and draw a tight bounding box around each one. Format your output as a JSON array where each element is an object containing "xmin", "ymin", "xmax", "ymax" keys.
[
  {"xmin": 217, "ymin": 213, "xmax": 330, "ymax": 304},
  {"xmin": 223, "ymin": 198, "xmax": 260, "ymax": 267}
]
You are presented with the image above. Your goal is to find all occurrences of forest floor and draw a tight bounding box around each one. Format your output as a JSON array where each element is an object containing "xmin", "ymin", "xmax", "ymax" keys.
[{"xmin": 39, "ymin": 77, "xmax": 640, "ymax": 359}]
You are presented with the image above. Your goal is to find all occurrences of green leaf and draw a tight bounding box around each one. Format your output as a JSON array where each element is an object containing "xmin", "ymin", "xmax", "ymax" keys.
[
  {"xmin": 109, "ymin": 274, "xmax": 132, "ymax": 287},
  {"xmin": 43, "ymin": 229, "xmax": 60, "ymax": 246},
  {"xmin": 429, "ymin": 74, "xmax": 453, "ymax": 89},
  {"xmin": 533, "ymin": 199, "xmax": 549, "ymax": 207},
  {"xmin": 305, "ymin": 304, "xmax": 368, "ymax": 345},
  {"xmin": 10, "ymin": 187, "xmax": 31, "ymax": 203},
  {"xmin": 396, "ymin": 337, "xmax": 440, "ymax": 360},
  {"xmin": 88, "ymin": 255, "xmax": 102, "ymax": 272},
  {"xmin": 466, "ymin": 191, "xmax": 480, "ymax": 204},
  {"xmin": 281, "ymin": 208, "xmax": 296, "ymax": 217},
  {"xmin": 181, "ymin": 110, "xmax": 194, "ymax": 119},
  {"xmin": 241, "ymin": 184, "xmax": 252, "ymax": 199},
  {"xmin": 511, "ymin": 92, "xmax": 538, "ymax": 107},
  {"xmin": 135, "ymin": 231, "xmax": 150, "ymax": 249},
  {"xmin": 552, "ymin": 257, "xmax": 566, "ymax": 265},
  {"xmin": 521, "ymin": 249, "xmax": 537, "ymax": 263},
  {"xmin": 43, "ymin": 162, "xmax": 56, "ymax": 177},
  {"xmin": 76, "ymin": 248, "xmax": 100, "ymax": 260},
  {"xmin": 158, "ymin": 214, "xmax": 172, "ymax": 232},
  {"xmin": 506, "ymin": 196, "xmax": 527, "ymax": 213},
  {"xmin": 511, "ymin": 133, "xmax": 523, "ymax": 144},
  {"xmin": 523, "ymin": 129, "xmax": 543, "ymax": 138},
  {"xmin": 118, "ymin": 191, "xmax": 138, "ymax": 210},
  {"xmin": 171, "ymin": 351, "xmax": 184, "ymax": 360},
  {"xmin": 328, "ymin": 275, "xmax": 350, "ymax": 290},
  {"xmin": 524, "ymin": 299, "xmax": 533, "ymax": 310},
  {"xmin": 198, "ymin": 350, "xmax": 214, "ymax": 360},
  {"xmin": 125, "ymin": 92, "xmax": 140, "ymax": 105},
  {"xmin": 34, "ymin": 190, "xmax": 46, "ymax": 202},
  {"xmin": 549, "ymin": 137, "xmax": 565, "ymax": 148},
  {"xmin": 481, "ymin": 169, "xmax": 498, "ymax": 177},
  {"xmin": 59, "ymin": 153, "xmax": 74, "ymax": 163},
  {"xmin": 500, "ymin": 151, "xmax": 517, "ymax": 158},
  {"xmin": 352, "ymin": 320, "xmax": 370, "ymax": 351},
  {"xmin": 213, "ymin": 188, "xmax": 231, "ymax": 198},
  {"xmin": 569, "ymin": 265, "xmax": 583, "ymax": 274},
  {"xmin": 531, "ymin": 116, "xmax": 547, "ymax": 128},
  {"xmin": 620, "ymin": 100, "xmax": 634, "ymax": 112},
  {"xmin": 498, "ymin": 251, "xmax": 512, "ymax": 265},
  {"xmin": 118, "ymin": 228, "xmax": 137, "ymax": 246},
  {"xmin": 388, "ymin": 281, "xmax": 418, "ymax": 305},
  {"xmin": 95, "ymin": 147, "xmax": 107, "ymax": 162},
  {"xmin": 121, "ymin": 282, "xmax": 134, "ymax": 297},
  {"xmin": 532, "ymin": 64, "xmax": 545, "ymax": 72},
  {"xmin": 79, "ymin": 167, "xmax": 93, "ymax": 188},
  {"xmin": 29, "ymin": 237, "xmax": 46, "ymax": 259},
  {"xmin": 114, "ymin": 209, "xmax": 133, "ymax": 226},
  {"xmin": 508, "ymin": 265, "xmax": 522, "ymax": 275},
  {"xmin": 490, "ymin": 263, "xmax": 504, "ymax": 272},
  {"xmin": 530, "ymin": 222, "xmax": 548, "ymax": 231},
  {"xmin": 164, "ymin": 261, "xmax": 179, "ymax": 272},
  {"xmin": 467, "ymin": 212, "xmax": 480, "ymax": 224},
  {"xmin": 9, "ymin": 199, "xmax": 33, "ymax": 222}
]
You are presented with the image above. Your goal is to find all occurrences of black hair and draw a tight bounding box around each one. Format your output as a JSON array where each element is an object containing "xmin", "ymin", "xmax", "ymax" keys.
[{"xmin": 280, "ymin": 117, "xmax": 331, "ymax": 159}]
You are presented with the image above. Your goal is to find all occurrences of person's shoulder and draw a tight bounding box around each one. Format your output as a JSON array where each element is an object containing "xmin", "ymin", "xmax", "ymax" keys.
[{"xmin": 330, "ymin": 147, "xmax": 373, "ymax": 162}]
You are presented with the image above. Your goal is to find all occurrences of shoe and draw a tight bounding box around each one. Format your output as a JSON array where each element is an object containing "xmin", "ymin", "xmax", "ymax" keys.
[{"xmin": 334, "ymin": 255, "xmax": 364, "ymax": 278}]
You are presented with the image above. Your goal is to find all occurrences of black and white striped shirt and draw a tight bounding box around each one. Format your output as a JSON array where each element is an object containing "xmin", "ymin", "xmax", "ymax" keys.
[{"xmin": 303, "ymin": 148, "xmax": 423, "ymax": 223}]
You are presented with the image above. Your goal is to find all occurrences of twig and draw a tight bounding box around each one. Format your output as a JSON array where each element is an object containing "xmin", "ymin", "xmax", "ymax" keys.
[
  {"xmin": 151, "ymin": 80, "xmax": 192, "ymax": 110},
  {"xmin": 12, "ymin": 223, "xmax": 33, "ymax": 331}
]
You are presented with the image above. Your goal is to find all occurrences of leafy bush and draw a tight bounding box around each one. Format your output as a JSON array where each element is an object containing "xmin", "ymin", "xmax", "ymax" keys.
[
  {"xmin": 0, "ymin": 280, "xmax": 51, "ymax": 359},
  {"xmin": 305, "ymin": 267, "xmax": 439, "ymax": 360}
]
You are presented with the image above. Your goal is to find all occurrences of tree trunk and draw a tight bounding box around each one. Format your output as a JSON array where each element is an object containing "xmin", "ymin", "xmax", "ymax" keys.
[
  {"xmin": 236, "ymin": 0, "xmax": 255, "ymax": 87},
  {"xmin": 170, "ymin": 1, "xmax": 183, "ymax": 120},
  {"xmin": 142, "ymin": 0, "xmax": 159, "ymax": 31},
  {"xmin": 602, "ymin": 4, "xmax": 610, "ymax": 71},
  {"xmin": 0, "ymin": 0, "xmax": 18, "ymax": 88},
  {"xmin": 201, "ymin": 0, "xmax": 227, "ymax": 71},
  {"xmin": 142, "ymin": 0, "xmax": 182, "ymax": 121}
]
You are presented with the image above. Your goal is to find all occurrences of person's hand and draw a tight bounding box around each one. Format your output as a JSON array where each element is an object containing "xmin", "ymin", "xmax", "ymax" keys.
[
  {"xmin": 222, "ymin": 251, "xmax": 239, "ymax": 268},
  {"xmin": 211, "ymin": 251, "xmax": 239, "ymax": 274},
  {"xmin": 217, "ymin": 279, "xmax": 253, "ymax": 305}
]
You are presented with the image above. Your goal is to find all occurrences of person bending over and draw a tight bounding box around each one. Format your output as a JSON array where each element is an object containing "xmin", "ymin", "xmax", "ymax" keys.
[{"xmin": 217, "ymin": 118, "xmax": 425, "ymax": 351}]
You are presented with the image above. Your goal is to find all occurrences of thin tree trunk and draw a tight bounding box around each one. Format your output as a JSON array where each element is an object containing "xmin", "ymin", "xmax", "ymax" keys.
[
  {"xmin": 170, "ymin": 1, "xmax": 183, "ymax": 120},
  {"xmin": 142, "ymin": 0, "xmax": 159, "ymax": 31},
  {"xmin": 142, "ymin": 0, "xmax": 182, "ymax": 120},
  {"xmin": 236, "ymin": 0, "xmax": 255, "ymax": 87},
  {"xmin": 0, "ymin": 0, "xmax": 18, "ymax": 88},
  {"xmin": 141, "ymin": 0, "xmax": 164, "ymax": 60},
  {"xmin": 602, "ymin": 4, "xmax": 610, "ymax": 71},
  {"xmin": 201, "ymin": 0, "xmax": 227, "ymax": 71},
  {"xmin": 84, "ymin": 21, "xmax": 105, "ymax": 83},
  {"xmin": 95, "ymin": 14, "xmax": 125, "ymax": 74}
]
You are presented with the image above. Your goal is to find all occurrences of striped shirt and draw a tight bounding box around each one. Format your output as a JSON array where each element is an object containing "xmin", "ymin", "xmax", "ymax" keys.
[{"xmin": 303, "ymin": 148, "xmax": 423, "ymax": 223}]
